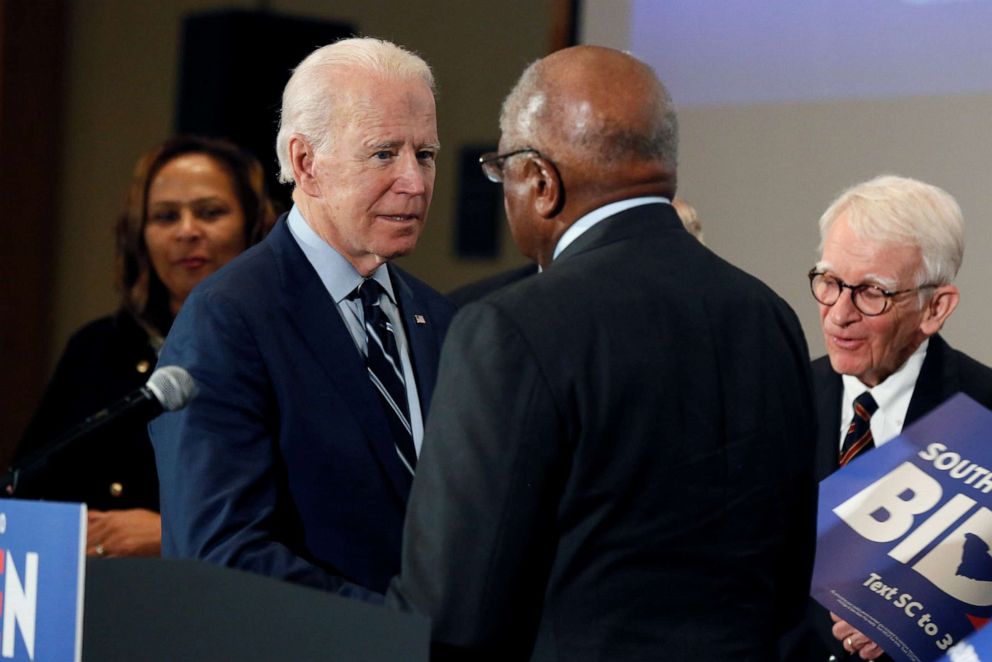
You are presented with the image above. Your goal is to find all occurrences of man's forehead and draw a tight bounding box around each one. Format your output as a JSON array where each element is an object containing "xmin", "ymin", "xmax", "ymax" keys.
[
  {"xmin": 347, "ymin": 113, "xmax": 438, "ymax": 146},
  {"xmin": 334, "ymin": 70, "xmax": 433, "ymax": 103},
  {"xmin": 820, "ymin": 234, "xmax": 921, "ymax": 284},
  {"xmin": 336, "ymin": 80, "xmax": 434, "ymax": 126}
]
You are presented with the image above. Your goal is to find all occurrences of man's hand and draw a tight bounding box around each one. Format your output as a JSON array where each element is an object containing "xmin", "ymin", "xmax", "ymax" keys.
[
  {"xmin": 831, "ymin": 612, "xmax": 885, "ymax": 660},
  {"xmin": 87, "ymin": 508, "xmax": 161, "ymax": 557}
]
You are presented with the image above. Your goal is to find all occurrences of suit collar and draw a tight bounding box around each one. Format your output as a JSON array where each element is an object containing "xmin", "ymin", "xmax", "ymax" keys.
[
  {"xmin": 552, "ymin": 197, "xmax": 670, "ymax": 261},
  {"xmin": 285, "ymin": 205, "xmax": 401, "ymax": 304},
  {"xmin": 553, "ymin": 202, "xmax": 684, "ymax": 266},
  {"xmin": 906, "ymin": 334, "xmax": 958, "ymax": 425}
]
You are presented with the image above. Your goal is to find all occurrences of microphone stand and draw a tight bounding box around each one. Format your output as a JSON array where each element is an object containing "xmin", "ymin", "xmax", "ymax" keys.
[{"xmin": 1, "ymin": 387, "xmax": 161, "ymax": 497}]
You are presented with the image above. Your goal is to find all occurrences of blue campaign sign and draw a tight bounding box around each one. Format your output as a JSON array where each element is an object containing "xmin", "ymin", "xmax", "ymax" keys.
[
  {"xmin": 0, "ymin": 499, "xmax": 86, "ymax": 662},
  {"xmin": 812, "ymin": 393, "xmax": 992, "ymax": 662},
  {"xmin": 938, "ymin": 624, "xmax": 992, "ymax": 661}
]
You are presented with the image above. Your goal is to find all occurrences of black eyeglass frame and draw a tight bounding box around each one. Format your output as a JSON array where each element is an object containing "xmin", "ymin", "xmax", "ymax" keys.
[
  {"xmin": 807, "ymin": 268, "xmax": 938, "ymax": 317},
  {"xmin": 478, "ymin": 148, "xmax": 542, "ymax": 183}
]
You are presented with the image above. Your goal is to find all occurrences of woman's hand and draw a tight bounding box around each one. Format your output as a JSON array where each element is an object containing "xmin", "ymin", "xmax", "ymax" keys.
[
  {"xmin": 831, "ymin": 612, "xmax": 885, "ymax": 660},
  {"xmin": 86, "ymin": 508, "xmax": 161, "ymax": 557}
]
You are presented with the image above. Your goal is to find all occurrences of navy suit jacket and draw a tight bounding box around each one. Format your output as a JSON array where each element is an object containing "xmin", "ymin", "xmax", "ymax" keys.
[
  {"xmin": 150, "ymin": 216, "xmax": 455, "ymax": 596},
  {"xmin": 782, "ymin": 334, "xmax": 992, "ymax": 660}
]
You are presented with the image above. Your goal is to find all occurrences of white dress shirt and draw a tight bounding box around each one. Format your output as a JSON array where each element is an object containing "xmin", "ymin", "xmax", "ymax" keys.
[{"xmin": 839, "ymin": 338, "xmax": 929, "ymax": 449}]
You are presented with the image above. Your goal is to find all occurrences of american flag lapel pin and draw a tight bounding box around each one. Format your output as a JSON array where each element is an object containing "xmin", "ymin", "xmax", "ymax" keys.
[{"xmin": 414, "ymin": 314, "xmax": 427, "ymax": 325}]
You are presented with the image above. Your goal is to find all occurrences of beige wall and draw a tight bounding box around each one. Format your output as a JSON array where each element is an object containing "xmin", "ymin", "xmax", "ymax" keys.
[
  {"xmin": 50, "ymin": 0, "xmax": 548, "ymax": 367},
  {"xmin": 675, "ymin": 95, "xmax": 992, "ymax": 365},
  {"xmin": 62, "ymin": 2, "xmax": 990, "ymax": 378},
  {"xmin": 583, "ymin": 1, "xmax": 992, "ymax": 366}
]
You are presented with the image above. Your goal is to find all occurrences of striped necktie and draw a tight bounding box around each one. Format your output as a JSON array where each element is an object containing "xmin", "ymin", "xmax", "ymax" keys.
[
  {"xmin": 839, "ymin": 391, "xmax": 878, "ymax": 467},
  {"xmin": 352, "ymin": 279, "xmax": 417, "ymax": 474}
]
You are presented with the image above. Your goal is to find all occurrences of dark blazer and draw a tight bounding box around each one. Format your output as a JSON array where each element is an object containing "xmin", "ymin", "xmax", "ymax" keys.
[
  {"xmin": 785, "ymin": 334, "xmax": 992, "ymax": 661},
  {"xmin": 13, "ymin": 310, "xmax": 160, "ymax": 510},
  {"xmin": 149, "ymin": 216, "xmax": 454, "ymax": 597},
  {"xmin": 446, "ymin": 263, "xmax": 538, "ymax": 308},
  {"xmin": 389, "ymin": 204, "xmax": 818, "ymax": 661}
]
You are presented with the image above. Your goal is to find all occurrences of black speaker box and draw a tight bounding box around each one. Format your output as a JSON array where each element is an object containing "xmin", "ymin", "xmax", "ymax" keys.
[{"xmin": 455, "ymin": 145, "xmax": 502, "ymax": 258}]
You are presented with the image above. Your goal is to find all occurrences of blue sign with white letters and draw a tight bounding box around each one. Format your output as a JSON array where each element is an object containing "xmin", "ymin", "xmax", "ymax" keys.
[
  {"xmin": 0, "ymin": 499, "xmax": 86, "ymax": 661},
  {"xmin": 937, "ymin": 624, "xmax": 992, "ymax": 661},
  {"xmin": 812, "ymin": 393, "xmax": 992, "ymax": 662}
]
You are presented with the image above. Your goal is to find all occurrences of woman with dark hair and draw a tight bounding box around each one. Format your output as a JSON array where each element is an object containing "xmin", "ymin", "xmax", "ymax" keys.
[{"xmin": 13, "ymin": 135, "xmax": 276, "ymax": 557}]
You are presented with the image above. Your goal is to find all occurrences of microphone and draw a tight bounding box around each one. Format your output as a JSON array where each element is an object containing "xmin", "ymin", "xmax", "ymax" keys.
[{"xmin": 3, "ymin": 365, "xmax": 196, "ymax": 496}]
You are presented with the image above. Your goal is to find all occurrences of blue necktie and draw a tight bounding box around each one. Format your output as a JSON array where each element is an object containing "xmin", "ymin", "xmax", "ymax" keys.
[
  {"xmin": 839, "ymin": 391, "xmax": 878, "ymax": 467},
  {"xmin": 352, "ymin": 279, "xmax": 417, "ymax": 474}
]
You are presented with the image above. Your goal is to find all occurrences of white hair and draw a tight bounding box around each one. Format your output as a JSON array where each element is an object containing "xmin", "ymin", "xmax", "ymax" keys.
[
  {"xmin": 275, "ymin": 37, "xmax": 435, "ymax": 184},
  {"xmin": 819, "ymin": 175, "xmax": 965, "ymax": 296}
]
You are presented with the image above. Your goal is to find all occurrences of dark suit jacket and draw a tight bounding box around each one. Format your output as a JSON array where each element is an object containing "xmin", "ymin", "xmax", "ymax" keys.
[
  {"xmin": 784, "ymin": 334, "xmax": 992, "ymax": 661},
  {"xmin": 389, "ymin": 204, "xmax": 818, "ymax": 660},
  {"xmin": 13, "ymin": 310, "xmax": 161, "ymax": 510},
  {"xmin": 447, "ymin": 263, "xmax": 538, "ymax": 308},
  {"xmin": 149, "ymin": 216, "xmax": 454, "ymax": 597}
]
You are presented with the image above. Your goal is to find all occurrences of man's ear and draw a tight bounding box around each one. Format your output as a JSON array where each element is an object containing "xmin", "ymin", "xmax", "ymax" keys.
[
  {"xmin": 920, "ymin": 284, "xmax": 960, "ymax": 336},
  {"xmin": 531, "ymin": 157, "xmax": 564, "ymax": 218},
  {"xmin": 289, "ymin": 135, "xmax": 321, "ymax": 197}
]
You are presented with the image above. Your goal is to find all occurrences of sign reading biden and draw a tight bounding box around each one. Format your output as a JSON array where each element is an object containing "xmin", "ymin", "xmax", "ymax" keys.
[
  {"xmin": 0, "ymin": 500, "xmax": 85, "ymax": 662},
  {"xmin": 813, "ymin": 394, "xmax": 992, "ymax": 662}
]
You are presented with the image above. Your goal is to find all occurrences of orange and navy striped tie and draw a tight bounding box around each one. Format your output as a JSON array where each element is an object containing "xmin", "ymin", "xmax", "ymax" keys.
[{"xmin": 839, "ymin": 391, "xmax": 879, "ymax": 467}]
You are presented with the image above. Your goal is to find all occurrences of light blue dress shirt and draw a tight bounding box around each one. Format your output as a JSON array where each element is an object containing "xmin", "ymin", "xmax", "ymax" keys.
[{"xmin": 286, "ymin": 206, "xmax": 425, "ymax": 453}]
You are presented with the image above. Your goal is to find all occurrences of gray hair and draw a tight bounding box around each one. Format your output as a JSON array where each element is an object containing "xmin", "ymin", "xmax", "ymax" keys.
[
  {"xmin": 818, "ymin": 175, "xmax": 965, "ymax": 293},
  {"xmin": 673, "ymin": 197, "xmax": 703, "ymax": 244},
  {"xmin": 498, "ymin": 54, "xmax": 678, "ymax": 168},
  {"xmin": 276, "ymin": 37, "xmax": 435, "ymax": 184}
]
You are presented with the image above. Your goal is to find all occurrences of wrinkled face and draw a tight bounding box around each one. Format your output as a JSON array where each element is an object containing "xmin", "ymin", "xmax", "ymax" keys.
[
  {"xmin": 144, "ymin": 154, "xmax": 248, "ymax": 314},
  {"xmin": 307, "ymin": 75, "xmax": 438, "ymax": 274},
  {"xmin": 818, "ymin": 212, "xmax": 928, "ymax": 387}
]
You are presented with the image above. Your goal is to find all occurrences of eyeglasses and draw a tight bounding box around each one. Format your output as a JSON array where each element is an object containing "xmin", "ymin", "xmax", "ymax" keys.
[
  {"xmin": 478, "ymin": 149, "xmax": 541, "ymax": 183},
  {"xmin": 808, "ymin": 269, "xmax": 937, "ymax": 317}
]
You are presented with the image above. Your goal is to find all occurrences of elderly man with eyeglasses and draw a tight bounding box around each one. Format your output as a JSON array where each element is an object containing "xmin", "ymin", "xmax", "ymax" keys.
[
  {"xmin": 389, "ymin": 45, "xmax": 819, "ymax": 661},
  {"xmin": 782, "ymin": 175, "xmax": 992, "ymax": 661}
]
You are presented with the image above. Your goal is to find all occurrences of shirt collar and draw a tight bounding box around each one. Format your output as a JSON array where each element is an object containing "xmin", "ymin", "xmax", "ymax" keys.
[
  {"xmin": 286, "ymin": 205, "xmax": 395, "ymax": 304},
  {"xmin": 841, "ymin": 338, "xmax": 929, "ymax": 432},
  {"xmin": 552, "ymin": 197, "xmax": 671, "ymax": 261}
]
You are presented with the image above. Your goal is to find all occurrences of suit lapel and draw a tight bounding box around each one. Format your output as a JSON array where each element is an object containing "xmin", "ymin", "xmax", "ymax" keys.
[
  {"xmin": 812, "ymin": 359, "xmax": 843, "ymax": 481},
  {"xmin": 906, "ymin": 334, "xmax": 957, "ymax": 426},
  {"xmin": 388, "ymin": 265, "xmax": 442, "ymax": 415},
  {"xmin": 268, "ymin": 219, "xmax": 412, "ymax": 503}
]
